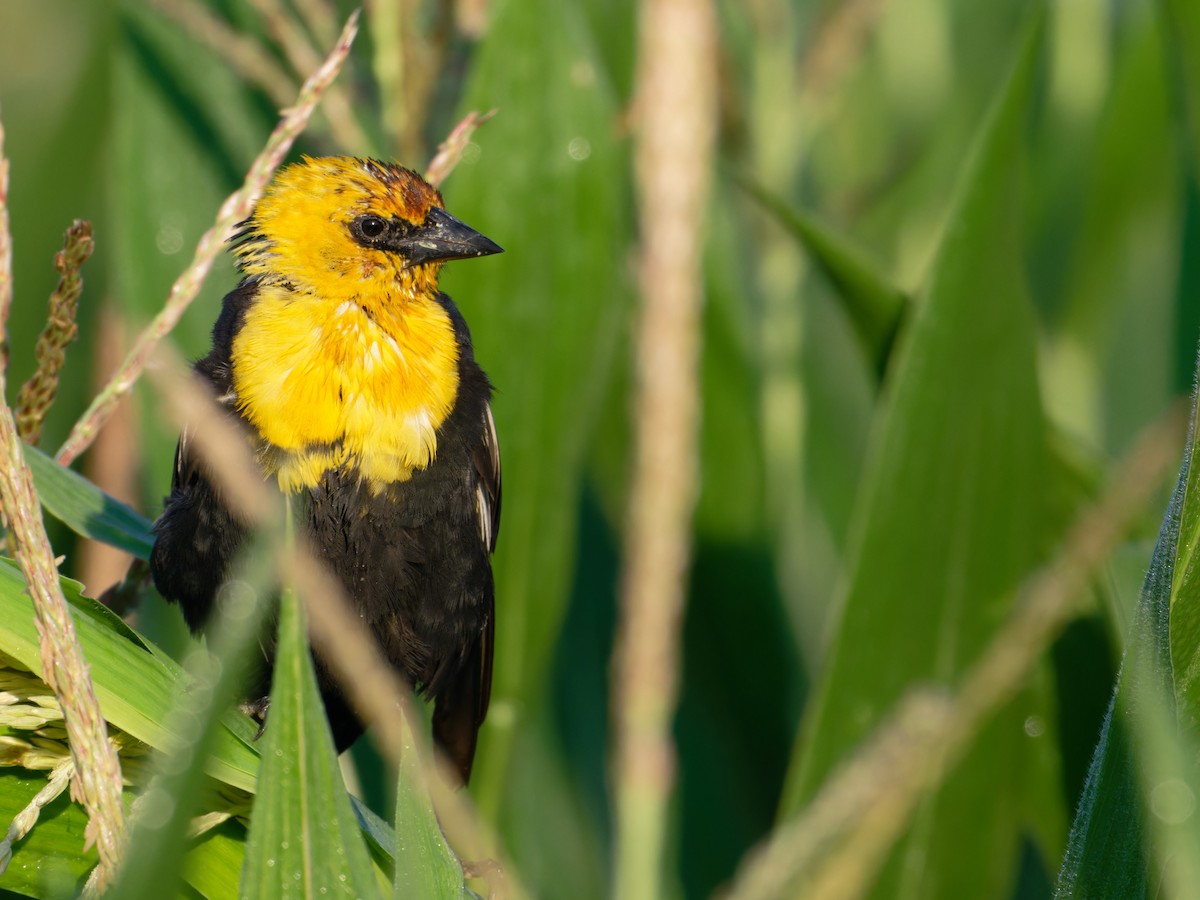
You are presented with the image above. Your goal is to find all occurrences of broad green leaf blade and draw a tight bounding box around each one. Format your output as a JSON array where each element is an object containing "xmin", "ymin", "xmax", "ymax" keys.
[
  {"xmin": 0, "ymin": 768, "xmax": 107, "ymax": 896},
  {"xmin": 1163, "ymin": 1, "xmax": 1200, "ymax": 400},
  {"xmin": 1161, "ymin": 0, "xmax": 1200, "ymax": 183},
  {"xmin": 781, "ymin": 12, "xmax": 1049, "ymax": 899},
  {"xmin": 693, "ymin": 193, "xmax": 772, "ymax": 541},
  {"xmin": 182, "ymin": 812, "xmax": 391, "ymax": 900},
  {"xmin": 183, "ymin": 820, "xmax": 249, "ymax": 900},
  {"xmin": 240, "ymin": 590, "xmax": 380, "ymax": 898},
  {"xmin": 24, "ymin": 443, "xmax": 155, "ymax": 560},
  {"xmin": 185, "ymin": 808, "xmax": 397, "ymax": 900},
  {"xmin": 1173, "ymin": 358, "xmax": 1200, "ymax": 737},
  {"xmin": 1056, "ymin": 29, "xmax": 1200, "ymax": 866},
  {"xmin": 1059, "ymin": 342, "xmax": 1200, "ymax": 896},
  {"xmin": 1043, "ymin": 11, "xmax": 1178, "ymax": 446},
  {"xmin": 1054, "ymin": 466, "xmax": 1182, "ymax": 897},
  {"xmin": 353, "ymin": 794, "xmax": 400, "ymax": 871},
  {"xmin": 0, "ymin": 560, "xmax": 260, "ymax": 792},
  {"xmin": 441, "ymin": 0, "xmax": 630, "ymax": 809},
  {"xmin": 1128, "ymin": 646, "xmax": 1200, "ymax": 898},
  {"xmin": 392, "ymin": 722, "xmax": 468, "ymax": 898},
  {"xmin": 0, "ymin": 571, "xmax": 259, "ymax": 897},
  {"xmin": 740, "ymin": 179, "xmax": 908, "ymax": 378}
]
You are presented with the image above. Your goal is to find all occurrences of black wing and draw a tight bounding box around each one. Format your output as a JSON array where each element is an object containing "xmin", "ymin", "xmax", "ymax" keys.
[
  {"xmin": 149, "ymin": 405, "xmax": 246, "ymax": 631},
  {"xmin": 431, "ymin": 401, "xmax": 500, "ymax": 783},
  {"xmin": 149, "ymin": 281, "xmax": 257, "ymax": 629},
  {"xmin": 472, "ymin": 400, "xmax": 500, "ymax": 724},
  {"xmin": 475, "ymin": 401, "xmax": 501, "ymax": 554}
]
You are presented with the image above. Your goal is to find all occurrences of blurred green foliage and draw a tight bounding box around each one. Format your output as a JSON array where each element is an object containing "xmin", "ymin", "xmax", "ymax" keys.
[{"xmin": 1, "ymin": 0, "xmax": 1198, "ymax": 896}]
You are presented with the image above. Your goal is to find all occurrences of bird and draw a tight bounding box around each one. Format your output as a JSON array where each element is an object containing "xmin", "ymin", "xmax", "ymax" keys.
[{"xmin": 149, "ymin": 156, "xmax": 502, "ymax": 783}]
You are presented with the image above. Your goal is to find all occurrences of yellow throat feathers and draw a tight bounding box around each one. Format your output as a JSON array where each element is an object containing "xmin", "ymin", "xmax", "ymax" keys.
[
  {"xmin": 232, "ymin": 286, "xmax": 459, "ymax": 492},
  {"xmin": 228, "ymin": 158, "xmax": 461, "ymax": 493}
]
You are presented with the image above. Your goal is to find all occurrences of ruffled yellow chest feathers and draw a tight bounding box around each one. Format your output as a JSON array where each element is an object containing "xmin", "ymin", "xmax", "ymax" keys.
[
  {"xmin": 224, "ymin": 157, "xmax": 502, "ymax": 493},
  {"xmin": 231, "ymin": 284, "xmax": 460, "ymax": 492}
]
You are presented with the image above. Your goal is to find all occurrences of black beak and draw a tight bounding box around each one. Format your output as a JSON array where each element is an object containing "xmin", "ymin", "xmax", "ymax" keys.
[{"xmin": 398, "ymin": 207, "xmax": 503, "ymax": 267}]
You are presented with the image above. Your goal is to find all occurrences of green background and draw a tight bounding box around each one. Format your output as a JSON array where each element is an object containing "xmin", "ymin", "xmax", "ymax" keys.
[{"xmin": 2, "ymin": 0, "xmax": 1198, "ymax": 896}]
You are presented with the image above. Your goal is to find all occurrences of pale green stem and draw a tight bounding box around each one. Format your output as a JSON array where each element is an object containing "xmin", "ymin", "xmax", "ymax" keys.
[{"xmin": 611, "ymin": 0, "xmax": 717, "ymax": 897}]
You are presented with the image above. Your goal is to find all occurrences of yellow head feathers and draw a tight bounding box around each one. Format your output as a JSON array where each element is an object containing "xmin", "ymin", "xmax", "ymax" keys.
[{"xmin": 231, "ymin": 157, "xmax": 498, "ymax": 301}]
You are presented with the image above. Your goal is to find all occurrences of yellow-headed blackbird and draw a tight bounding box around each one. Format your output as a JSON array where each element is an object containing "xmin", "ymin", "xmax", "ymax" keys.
[{"xmin": 150, "ymin": 157, "xmax": 502, "ymax": 783}]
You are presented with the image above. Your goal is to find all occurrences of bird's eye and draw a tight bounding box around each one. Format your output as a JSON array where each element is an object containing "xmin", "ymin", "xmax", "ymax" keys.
[{"xmin": 353, "ymin": 215, "xmax": 388, "ymax": 240}]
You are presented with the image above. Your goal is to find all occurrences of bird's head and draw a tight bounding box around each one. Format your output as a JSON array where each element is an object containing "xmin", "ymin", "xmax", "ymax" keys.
[{"xmin": 231, "ymin": 156, "xmax": 502, "ymax": 298}]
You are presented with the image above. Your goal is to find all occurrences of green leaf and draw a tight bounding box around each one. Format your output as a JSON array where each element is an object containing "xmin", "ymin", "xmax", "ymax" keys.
[
  {"xmin": 739, "ymin": 178, "xmax": 908, "ymax": 379},
  {"xmin": 1055, "ymin": 17, "xmax": 1200, "ymax": 891},
  {"xmin": 183, "ymin": 820, "xmax": 250, "ymax": 900},
  {"xmin": 0, "ymin": 566, "xmax": 259, "ymax": 897},
  {"xmin": 1173, "ymin": 370, "xmax": 1200, "ymax": 740},
  {"xmin": 1161, "ymin": 0, "xmax": 1200, "ymax": 183},
  {"xmin": 1043, "ymin": 11, "xmax": 1178, "ymax": 446},
  {"xmin": 1054, "ymin": 473, "xmax": 1179, "ymax": 896},
  {"xmin": 1135, "ymin": 663, "xmax": 1200, "ymax": 896},
  {"xmin": 440, "ymin": 0, "xmax": 630, "ymax": 810},
  {"xmin": 1122, "ymin": 640, "xmax": 1200, "ymax": 898},
  {"xmin": 0, "ymin": 560, "xmax": 261, "ymax": 793},
  {"xmin": 240, "ymin": 589, "xmax": 381, "ymax": 898},
  {"xmin": 780, "ymin": 12, "xmax": 1049, "ymax": 899},
  {"xmin": 1165, "ymin": 0, "xmax": 1200, "ymax": 398},
  {"xmin": 692, "ymin": 188, "xmax": 772, "ymax": 540},
  {"xmin": 392, "ymin": 720, "xmax": 469, "ymax": 898},
  {"xmin": 24, "ymin": 443, "xmax": 155, "ymax": 560},
  {"xmin": 353, "ymin": 795, "xmax": 397, "ymax": 860},
  {"xmin": 0, "ymin": 768, "xmax": 104, "ymax": 896},
  {"xmin": 1057, "ymin": 338, "xmax": 1200, "ymax": 895},
  {"xmin": 0, "ymin": 561, "xmax": 397, "ymax": 897}
]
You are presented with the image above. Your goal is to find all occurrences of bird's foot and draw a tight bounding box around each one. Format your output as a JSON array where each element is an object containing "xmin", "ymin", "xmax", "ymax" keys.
[{"xmin": 239, "ymin": 696, "xmax": 270, "ymax": 741}]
